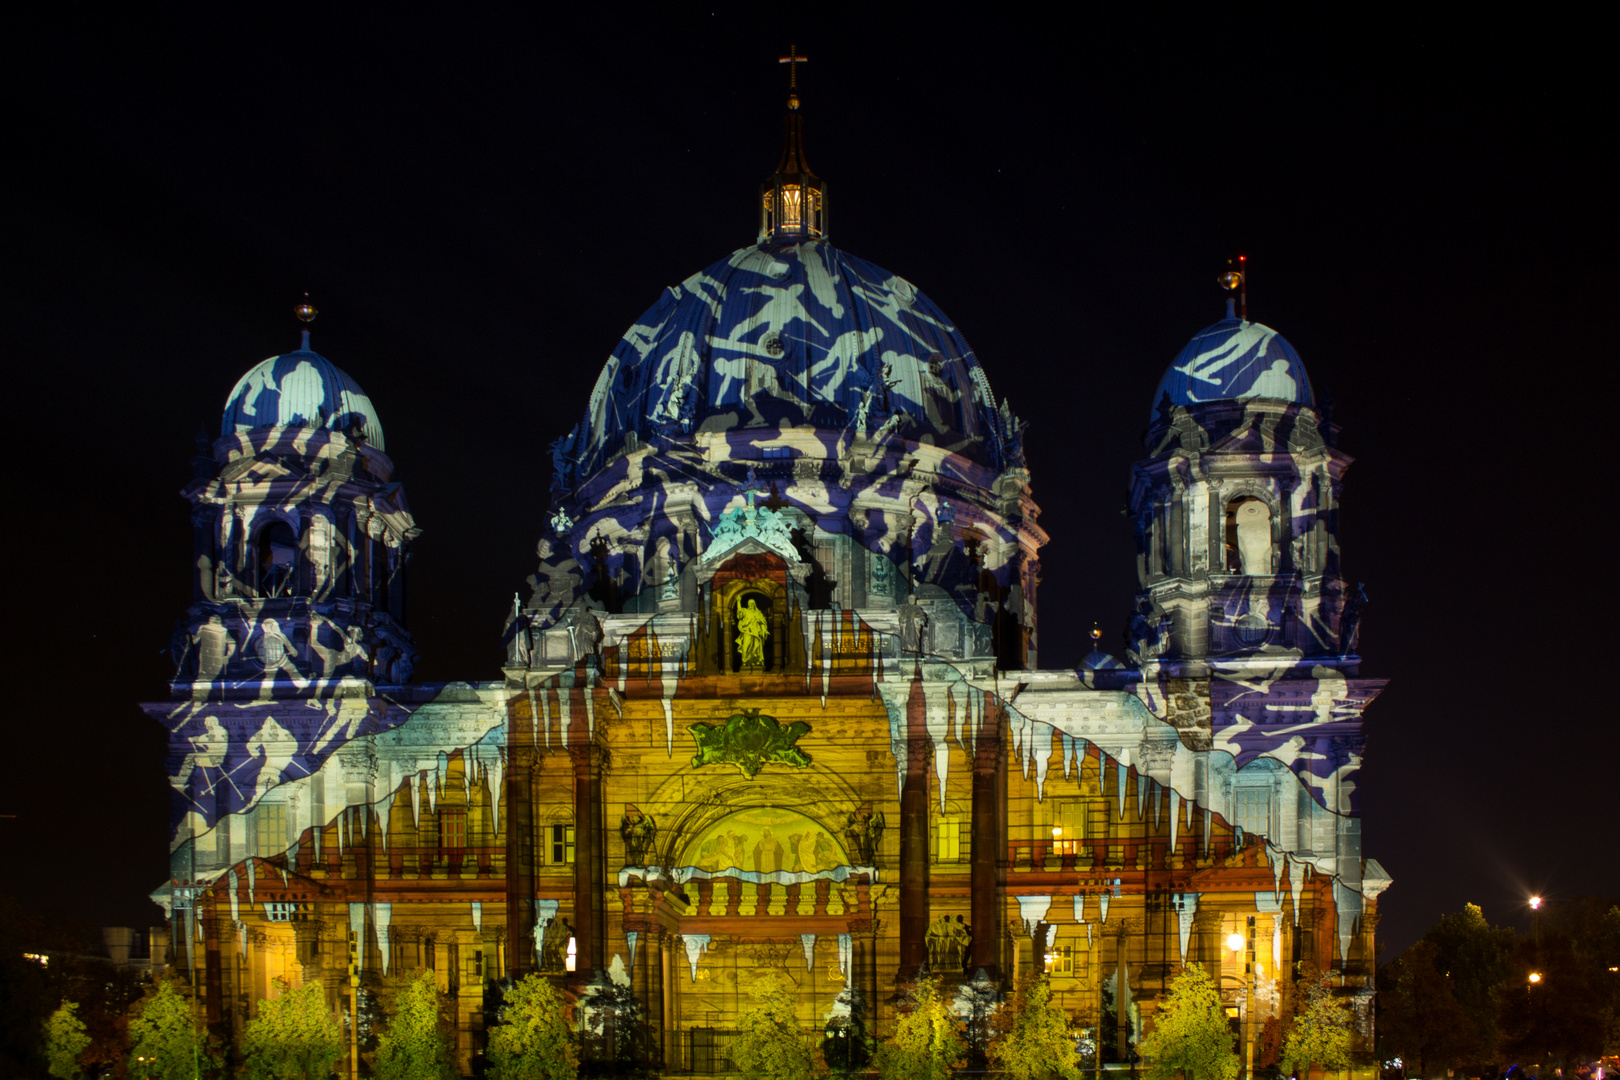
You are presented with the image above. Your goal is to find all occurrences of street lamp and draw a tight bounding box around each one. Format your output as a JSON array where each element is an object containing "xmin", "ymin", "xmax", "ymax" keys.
[
  {"xmin": 1227, "ymin": 932, "xmax": 1255, "ymax": 1080},
  {"xmin": 1529, "ymin": 895, "xmax": 1543, "ymax": 944}
]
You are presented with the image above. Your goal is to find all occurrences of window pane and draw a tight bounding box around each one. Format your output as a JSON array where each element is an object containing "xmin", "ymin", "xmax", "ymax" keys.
[
  {"xmin": 1235, "ymin": 788, "xmax": 1270, "ymax": 837},
  {"xmin": 256, "ymin": 804, "xmax": 286, "ymax": 855}
]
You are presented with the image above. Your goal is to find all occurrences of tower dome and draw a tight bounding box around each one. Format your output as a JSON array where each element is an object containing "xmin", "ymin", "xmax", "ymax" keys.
[
  {"xmin": 1151, "ymin": 300, "xmax": 1314, "ymax": 416},
  {"xmin": 222, "ymin": 331, "xmax": 386, "ymax": 448},
  {"xmin": 557, "ymin": 240, "xmax": 1014, "ymax": 484}
]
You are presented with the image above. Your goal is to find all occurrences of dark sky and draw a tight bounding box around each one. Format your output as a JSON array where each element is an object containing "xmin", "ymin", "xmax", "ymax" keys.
[{"xmin": 9, "ymin": 7, "xmax": 1612, "ymax": 956}]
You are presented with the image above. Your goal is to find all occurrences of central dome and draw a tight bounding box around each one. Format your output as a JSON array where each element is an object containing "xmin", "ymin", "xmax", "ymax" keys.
[{"xmin": 561, "ymin": 240, "xmax": 1013, "ymax": 484}]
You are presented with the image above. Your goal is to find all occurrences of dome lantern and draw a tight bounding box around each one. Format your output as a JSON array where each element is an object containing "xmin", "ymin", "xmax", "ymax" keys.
[{"xmin": 759, "ymin": 45, "xmax": 827, "ymax": 243}]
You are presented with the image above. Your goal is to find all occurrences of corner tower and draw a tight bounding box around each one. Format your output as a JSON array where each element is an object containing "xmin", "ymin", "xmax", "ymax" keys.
[{"xmin": 1125, "ymin": 285, "xmax": 1387, "ymax": 980}]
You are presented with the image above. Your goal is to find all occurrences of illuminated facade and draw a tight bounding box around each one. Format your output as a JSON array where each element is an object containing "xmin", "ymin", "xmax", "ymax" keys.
[{"xmin": 145, "ymin": 77, "xmax": 1389, "ymax": 1073}]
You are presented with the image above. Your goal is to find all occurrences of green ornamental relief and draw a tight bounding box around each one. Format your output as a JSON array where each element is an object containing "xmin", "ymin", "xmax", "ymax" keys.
[{"xmin": 688, "ymin": 708, "xmax": 812, "ymax": 778}]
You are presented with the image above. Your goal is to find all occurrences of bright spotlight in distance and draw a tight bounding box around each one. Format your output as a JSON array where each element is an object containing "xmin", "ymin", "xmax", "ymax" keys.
[
  {"xmin": 1227, "ymin": 932, "xmax": 1245, "ymax": 953},
  {"xmin": 1530, "ymin": 895, "xmax": 1542, "ymax": 909},
  {"xmin": 1529, "ymin": 972, "xmax": 1542, "ymax": 983}
]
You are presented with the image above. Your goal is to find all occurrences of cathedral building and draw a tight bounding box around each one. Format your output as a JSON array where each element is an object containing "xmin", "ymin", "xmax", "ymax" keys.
[{"xmin": 146, "ymin": 68, "xmax": 1390, "ymax": 1074}]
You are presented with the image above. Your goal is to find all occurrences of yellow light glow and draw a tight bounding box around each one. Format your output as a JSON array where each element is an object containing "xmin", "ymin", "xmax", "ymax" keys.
[
  {"xmin": 565, "ymin": 937, "xmax": 577, "ymax": 973},
  {"xmin": 1528, "ymin": 972, "xmax": 1542, "ymax": 983},
  {"xmin": 1052, "ymin": 826, "xmax": 1062, "ymax": 838},
  {"xmin": 1530, "ymin": 895, "xmax": 1542, "ymax": 909},
  {"xmin": 764, "ymin": 183, "xmax": 823, "ymax": 236},
  {"xmin": 1227, "ymin": 932, "xmax": 1245, "ymax": 953}
]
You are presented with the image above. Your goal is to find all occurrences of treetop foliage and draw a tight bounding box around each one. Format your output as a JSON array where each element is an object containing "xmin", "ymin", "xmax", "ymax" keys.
[
  {"xmin": 731, "ymin": 969, "xmax": 815, "ymax": 1080},
  {"xmin": 45, "ymin": 1000, "xmax": 91, "ymax": 1080},
  {"xmin": 126, "ymin": 979, "xmax": 223, "ymax": 1080},
  {"xmin": 373, "ymin": 971, "xmax": 458, "ymax": 1080},
  {"xmin": 989, "ymin": 974, "xmax": 1082, "ymax": 1080},
  {"xmin": 1135, "ymin": 963, "xmax": 1238, "ymax": 1080},
  {"xmin": 241, "ymin": 978, "xmax": 344, "ymax": 1080},
  {"xmin": 485, "ymin": 973, "xmax": 577, "ymax": 1080},
  {"xmin": 874, "ymin": 974, "xmax": 965, "ymax": 1080},
  {"xmin": 1380, "ymin": 898, "xmax": 1619, "ymax": 1070},
  {"xmin": 1279, "ymin": 978, "xmax": 1352, "ymax": 1077}
]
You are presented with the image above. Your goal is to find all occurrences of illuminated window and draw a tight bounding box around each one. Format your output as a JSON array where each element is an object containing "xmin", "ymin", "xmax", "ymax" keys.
[
  {"xmin": 255, "ymin": 803, "xmax": 287, "ymax": 856},
  {"xmin": 1234, "ymin": 787, "xmax": 1270, "ymax": 839},
  {"xmin": 1053, "ymin": 802, "xmax": 1085, "ymax": 856},
  {"xmin": 439, "ymin": 809, "xmax": 466, "ymax": 853},
  {"xmin": 762, "ymin": 445, "xmax": 792, "ymax": 459},
  {"xmin": 1045, "ymin": 945, "xmax": 1074, "ymax": 975},
  {"xmin": 935, "ymin": 818, "xmax": 963, "ymax": 863},
  {"xmin": 763, "ymin": 184, "xmax": 824, "ymax": 236},
  {"xmin": 551, "ymin": 824, "xmax": 575, "ymax": 865}
]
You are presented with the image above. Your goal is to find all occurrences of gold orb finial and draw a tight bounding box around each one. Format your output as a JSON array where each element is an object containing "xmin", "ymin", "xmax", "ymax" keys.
[
  {"xmin": 295, "ymin": 292, "xmax": 318, "ymax": 324},
  {"xmin": 1090, "ymin": 625, "xmax": 1102, "ymax": 644}
]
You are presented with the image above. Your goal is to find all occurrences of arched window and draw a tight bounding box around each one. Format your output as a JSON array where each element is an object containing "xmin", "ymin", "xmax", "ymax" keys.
[
  {"xmin": 256, "ymin": 521, "xmax": 299, "ymax": 597},
  {"xmin": 1224, "ymin": 497, "xmax": 1273, "ymax": 575}
]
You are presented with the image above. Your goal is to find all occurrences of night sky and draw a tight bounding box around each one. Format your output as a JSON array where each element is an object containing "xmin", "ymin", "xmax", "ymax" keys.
[{"xmin": 9, "ymin": 8, "xmax": 1611, "ymax": 957}]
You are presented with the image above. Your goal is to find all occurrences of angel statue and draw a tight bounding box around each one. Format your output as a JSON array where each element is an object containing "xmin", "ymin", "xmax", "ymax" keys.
[{"xmin": 736, "ymin": 598, "xmax": 769, "ymax": 670}]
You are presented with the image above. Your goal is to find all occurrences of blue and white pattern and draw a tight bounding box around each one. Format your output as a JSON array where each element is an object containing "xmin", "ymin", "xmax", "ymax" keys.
[
  {"xmin": 554, "ymin": 240, "xmax": 1020, "ymax": 489},
  {"xmin": 224, "ymin": 333, "xmax": 386, "ymax": 448},
  {"xmin": 1151, "ymin": 301, "xmax": 1314, "ymax": 416}
]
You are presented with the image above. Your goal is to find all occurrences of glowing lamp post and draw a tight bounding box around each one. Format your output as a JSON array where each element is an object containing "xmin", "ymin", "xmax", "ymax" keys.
[
  {"xmin": 1530, "ymin": 895, "xmax": 1543, "ymax": 944},
  {"xmin": 1228, "ymin": 932, "xmax": 1255, "ymax": 1080},
  {"xmin": 565, "ymin": 935, "xmax": 578, "ymax": 973}
]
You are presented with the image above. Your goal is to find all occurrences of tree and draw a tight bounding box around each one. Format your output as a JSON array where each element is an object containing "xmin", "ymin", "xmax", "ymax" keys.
[
  {"xmin": 1099, "ymin": 975, "xmax": 1135, "ymax": 1064},
  {"xmin": 126, "ymin": 979, "xmax": 222, "ymax": 1080},
  {"xmin": 822, "ymin": 982, "xmax": 872, "ymax": 1072},
  {"xmin": 989, "ymin": 974, "xmax": 1082, "ymax": 1080},
  {"xmin": 241, "ymin": 977, "xmax": 344, "ymax": 1080},
  {"xmin": 1135, "ymin": 964, "xmax": 1237, "ymax": 1080},
  {"xmin": 874, "ymin": 974, "xmax": 965, "ymax": 1080},
  {"xmin": 45, "ymin": 1000, "xmax": 91, "ymax": 1080},
  {"xmin": 485, "ymin": 973, "xmax": 577, "ymax": 1080},
  {"xmin": 373, "ymin": 971, "xmax": 457, "ymax": 1080},
  {"xmin": 1420, "ymin": 902, "xmax": 1515, "ymax": 1067},
  {"xmin": 953, "ymin": 968, "xmax": 1001, "ymax": 1069},
  {"xmin": 731, "ymin": 969, "xmax": 815, "ymax": 1080},
  {"xmin": 1495, "ymin": 932, "xmax": 1607, "ymax": 1071},
  {"xmin": 1377, "ymin": 940, "xmax": 1476, "ymax": 1075},
  {"xmin": 576, "ymin": 959, "xmax": 656, "ymax": 1074},
  {"xmin": 1280, "ymin": 979, "xmax": 1352, "ymax": 1079}
]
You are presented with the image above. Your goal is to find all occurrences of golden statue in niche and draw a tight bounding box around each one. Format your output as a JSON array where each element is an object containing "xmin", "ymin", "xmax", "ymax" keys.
[{"xmin": 736, "ymin": 597, "xmax": 769, "ymax": 669}]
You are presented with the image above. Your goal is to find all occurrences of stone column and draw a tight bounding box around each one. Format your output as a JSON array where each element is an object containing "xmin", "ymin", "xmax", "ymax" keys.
[
  {"xmin": 898, "ymin": 667, "xmax": 930, "ymax": 979},
  {"xmin": 569, "ymin": 741, "xmax": 606, "ymax": 992},
  {"xmin": 970, "ymin": 699, "xmax": 1003, "ymax": 977},
  {"xmin": 505, "ymin": 701, "xmax": 536, "ymax": 977}
]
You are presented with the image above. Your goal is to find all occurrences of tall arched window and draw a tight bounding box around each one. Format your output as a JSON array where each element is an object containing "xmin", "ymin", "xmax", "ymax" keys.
[
  {"xmin": 256, "ymin": 521, "xmax": 299, "ymax": 597},
  {"xmin": 1224, "ymin": 497, "xmax": 1273, "ymax": 575}
]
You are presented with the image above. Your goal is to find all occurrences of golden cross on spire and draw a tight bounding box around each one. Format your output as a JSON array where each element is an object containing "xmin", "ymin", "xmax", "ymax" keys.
[{"xmin": 779, "ymin": 44, "xmax": 808, "ymax": 108}]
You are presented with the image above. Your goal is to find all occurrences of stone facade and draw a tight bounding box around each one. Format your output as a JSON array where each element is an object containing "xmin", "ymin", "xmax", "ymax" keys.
[{"xmin": 144, "ymin": 105, "xmax": 1388, "ymax": 1076}]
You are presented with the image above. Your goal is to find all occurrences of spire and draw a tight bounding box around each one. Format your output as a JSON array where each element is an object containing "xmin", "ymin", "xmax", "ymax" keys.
[{"xmin": 760, "ymin": 45, "xmax": 827, "ymax": 243}]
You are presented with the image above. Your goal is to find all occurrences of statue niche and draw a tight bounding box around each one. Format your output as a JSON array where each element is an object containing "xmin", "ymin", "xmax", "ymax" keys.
[{"xmin": 710, "ymin": 564, "xmax": 792, "ymax": 673}]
